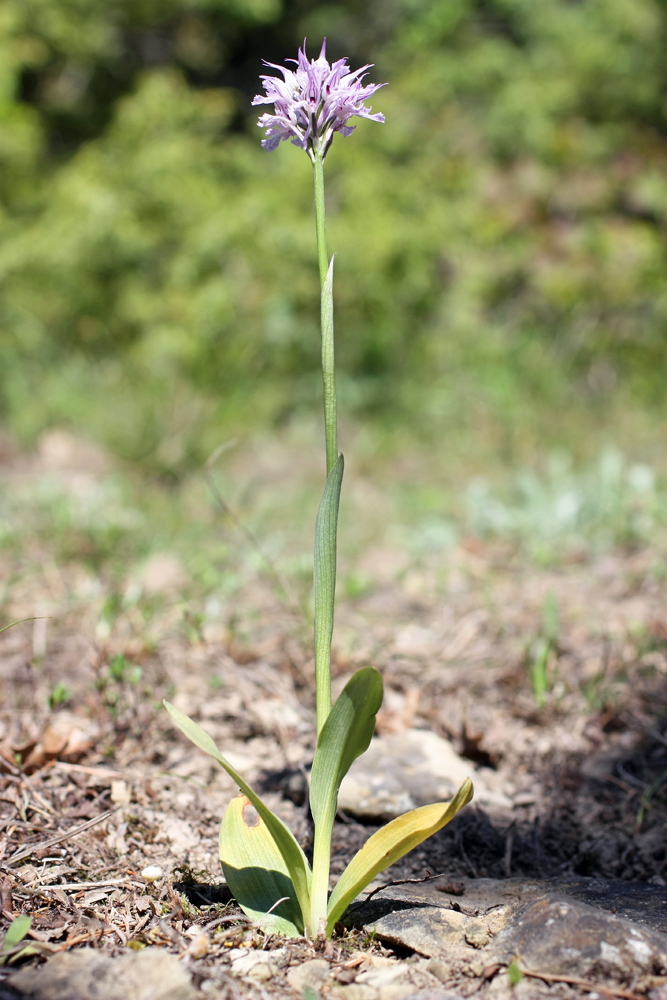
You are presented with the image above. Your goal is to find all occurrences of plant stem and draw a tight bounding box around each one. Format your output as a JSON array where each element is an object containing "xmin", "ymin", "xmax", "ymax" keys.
[
  {"xmin": 308, "ymin": 821, "xmax": 331, "ymax": 938},
  {"xmin": 313, "ymin": 152, "xmax": 338, "ymax": 477}
]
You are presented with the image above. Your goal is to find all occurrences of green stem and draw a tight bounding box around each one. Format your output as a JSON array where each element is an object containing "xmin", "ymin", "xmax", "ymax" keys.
[
  {"xmin": 313, "ymin": 152, "xmax": 329, "ymax": 287},
  {"xmin": 313, "ymin": 152, "xmax": 338, "ymax": 477},
  {"xmin": 308, "ymin": 823, "xmax": 331, "ymax": 937}
]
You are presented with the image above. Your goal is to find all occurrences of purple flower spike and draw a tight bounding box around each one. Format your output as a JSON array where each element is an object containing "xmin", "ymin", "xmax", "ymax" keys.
[{"xmin": 253, "ymin": 39, "xmax": 386, "ymax": 159}]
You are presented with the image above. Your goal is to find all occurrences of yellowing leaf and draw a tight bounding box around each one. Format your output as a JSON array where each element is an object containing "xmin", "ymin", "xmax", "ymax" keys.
[
  {"xmin": 220, "ymin": 795, "xmax": 304, "ymax": 936},
  {"xmin": 326, "ymin": 778, "xmax": 474, "ymax": 934},
  {"xmin": 163, "ymin": 700, "xmax": 311, "ymax": 919}
]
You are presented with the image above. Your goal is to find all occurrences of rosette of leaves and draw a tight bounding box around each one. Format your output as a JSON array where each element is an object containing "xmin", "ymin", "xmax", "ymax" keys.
[{"xmin": 165, "ymin": 673, "xmax": 471, "ymax": 939}]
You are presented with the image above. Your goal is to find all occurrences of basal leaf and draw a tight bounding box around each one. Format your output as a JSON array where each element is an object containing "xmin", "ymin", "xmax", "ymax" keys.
[
  {"xmin": 326, "ymin": 778, "xmax": 474, "ymax": 934},
  {"xmin": 163, "ymin": 700, "xmax": 311, "ymax": 920},
  {"xmin": 313, "ymin": 454, "xmax": 344, "ymax": 736},
  {"xmin": 220, "ymin": 795, "xmax": 303, "ymax": 936}
]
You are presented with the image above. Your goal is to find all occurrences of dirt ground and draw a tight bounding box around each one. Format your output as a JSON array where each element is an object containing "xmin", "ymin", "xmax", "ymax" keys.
[{"xmin": 1, "ymin": 435, "xmax": 666, "ymax": 998}]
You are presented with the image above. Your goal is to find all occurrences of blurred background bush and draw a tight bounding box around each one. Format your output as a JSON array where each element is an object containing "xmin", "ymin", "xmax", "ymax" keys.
[{"xmin": 1, "ymin": 0, "xmax": 666, "ymax": 476}]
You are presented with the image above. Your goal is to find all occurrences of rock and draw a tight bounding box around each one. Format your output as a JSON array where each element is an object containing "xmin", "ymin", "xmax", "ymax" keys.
[
  {"xmin": 228, "ymin": 946, "xmax": 289, "ymax": 982},
  {"xmin": 489, "ymin": 896, "xmax": 667, "ymax": 981},
  {"xmin": 464, "ymin": 922, "xmax": 491, "ymax": 949},
  {"xmin": 287, "ymin": 958, "xmax": 330, "ymax": 992},
  {"xmin": 8, "ymin": 947, "xmax": 195, "ymax": 1000},
  {"xmin": 335, "ymin": 957, "xmax": 443, "ymax": 1000},
  {"xmin": 338, "ymin": 730, "xmax": 511, "ymax": 819},
  {"xmin": 399, "ymin": 993, "xmax": 461, "ymax": 1000},
  {"xmin": 353, "ymin": 964, "xmax": 413, "ymax": 1000},
  {"xmin": 346, "ymin": 876, "xmax": 667, "ymax": 991}
]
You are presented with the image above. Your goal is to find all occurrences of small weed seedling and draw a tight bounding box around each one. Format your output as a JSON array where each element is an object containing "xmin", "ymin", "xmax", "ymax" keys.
[
  {"xmin": 0, "ymin": 916, "xmax": 36, "ymax": 966},
  {"xmin": 165, "ymin": 40, "xmax": 473, "ymax": 939},
  {"xmin": 528, "ymin": 592, "xmax": 559, "ymax": 707}
]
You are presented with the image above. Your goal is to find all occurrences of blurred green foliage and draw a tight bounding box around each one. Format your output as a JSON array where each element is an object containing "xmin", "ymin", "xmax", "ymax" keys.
[{"xmin": 1, "ymin": 0, "xmax": 667, "ymax": 470}]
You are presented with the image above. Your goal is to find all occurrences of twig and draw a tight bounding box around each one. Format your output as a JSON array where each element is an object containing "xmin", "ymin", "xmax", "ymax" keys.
[
  {"xmin": 4, "ymin": 808, "xmax": 117, "ymax": 866},
  {"xmin": 204, "ymin": 442, "xmax": 305, "ymax": 621},
  {"xmin": 201, "ymin": 913, "xmax": 250, "ymax": 934},
  {"xmin": 518, "ymin": 962, "xmax": 646, "ymax": 1000},
  {"xmin": 27, "ymin": 879, "xmax": 144, "ymax": 892},
  {"xmin": 52, "ymin": 762, "xmax": 124, "ymax": 779},
  {"xmin": 348, "ymin": 870, "xmax": 447, "ymax": 911}
]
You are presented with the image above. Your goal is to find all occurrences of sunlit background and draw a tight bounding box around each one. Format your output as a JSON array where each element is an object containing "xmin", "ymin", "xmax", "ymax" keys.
[{"xmin": 2, "ymin": 0, "xmax": 667, "ymax": 588}]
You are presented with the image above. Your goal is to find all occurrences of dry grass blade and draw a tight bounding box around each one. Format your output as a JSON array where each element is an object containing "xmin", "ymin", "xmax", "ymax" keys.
[{"xmin": 4, "ymin": 808, "xmax": 118, "ymax": 866}]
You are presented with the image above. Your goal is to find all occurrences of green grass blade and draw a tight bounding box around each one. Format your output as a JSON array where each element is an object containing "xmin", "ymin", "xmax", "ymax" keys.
[
  {"xmin": 163, "ymin": 700, "xmax": 311, "ymax": 921},
  {"xmin": 220, "ymin": 794, "xmax": 303, "ymax": 936},
  {"xmin": 308, "ymin": 666, "xmax": 383, "ymax": 935},
  {"xmin": 313, "ymin": 453, "xmax": 344, "ymax": 737},
  {"xmin": 2, "ymin": 916, "xmax": 31, "ymax": 951},
  {"xmin": 326, "ymin": 778, "xmax": 474, "ymax": 934}
]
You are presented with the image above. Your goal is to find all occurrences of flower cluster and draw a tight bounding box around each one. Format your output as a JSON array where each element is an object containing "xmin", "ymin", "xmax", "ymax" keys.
[{"xmin": 253, "ymin": 39, "xmax": 385, "ymax": 159}]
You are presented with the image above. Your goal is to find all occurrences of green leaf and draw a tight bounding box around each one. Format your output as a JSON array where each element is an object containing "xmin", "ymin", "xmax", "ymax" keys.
[
  {"xmin": 313, "ymin": 454, "xmax": 344, "ymax": 737},
  {"xmin": 308, "ymin": 666, "xmax": 383, "ymax": 936},
  {"xmin": 507, "ymin": 960, "xmax": 524, "ymax": 986},
  {"xmin": 326, "ymin": 778, "xmax": 474, "ymax": 935},
  {"xmin": 2, "ymin": 915, "xmax": 31, "ymax": 951},
  {"xmin": 310, "ymin": 667, "xmax": 383, "ymax": 832},
  {"xmin": 220, "ymin": 794, "xmax": 303, "ymax": 936},
  {"xmin": 163, "ymin": 700, "xmax": 312, "ymax": 921}
]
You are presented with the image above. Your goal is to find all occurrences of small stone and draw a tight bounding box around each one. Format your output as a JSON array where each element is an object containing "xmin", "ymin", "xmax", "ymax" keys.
[
  {"xmin": 287, "ymin": 958, "xmax": 330, "ymax": 992},
  {"xmin": 338, "ymin": 729, "xmax": 511, "ymax": 819},
  {"xmin": 426, "ymin": 959, "xmax": 450, "ymax": 983},
  {"xmin": 141, "ymin": 865, "xmax": 163, "ymax": 882},
  {"xmin": 464, "ymin": 922, "xmax": 491, "ymax": 948},
  {"xmin": 187, "ymin": 933, "xmax": 209, "ymax": 959},
  {"xmin": 398, "ymin": 993, "xmax": 461, "ymax": 1000},
  {"xmin": 355, "ymin": 964, "xmax": 411, "ymax": 1000},
  {"xmin": 228, "ymin": 947, "xmax": 286, "ymax": 982},
  {"xmin": 8, "ymin": 948, "xmax": 194, "ymax": 1000},
  {"xmin": 111, "ymin": 780, "xmax": 131, "ymax": 808}
]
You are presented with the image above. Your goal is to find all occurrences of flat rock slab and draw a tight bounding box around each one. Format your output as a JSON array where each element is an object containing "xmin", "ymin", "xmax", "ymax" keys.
[
  {"xmin": 338, "ymin": 730, "xmax": 511, "ymax": 818},
  {"xmin": 7, "ymin": 947, "xmax": 196, "ymax": 1000},
  {"xmin": 347, "ymin": 876, "xmax": 667, "ymax": 991}
]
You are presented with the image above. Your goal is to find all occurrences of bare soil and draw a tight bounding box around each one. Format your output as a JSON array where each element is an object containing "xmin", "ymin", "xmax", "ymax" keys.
[{"xmin": 1, "ymin": 436, "xmax": 666, "ymax": 998}]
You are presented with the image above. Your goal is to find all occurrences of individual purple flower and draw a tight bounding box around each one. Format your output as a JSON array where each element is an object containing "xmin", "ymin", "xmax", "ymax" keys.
[{"xmin": 253, "ymin": 39, "xmax": 386, "ymax": 160}]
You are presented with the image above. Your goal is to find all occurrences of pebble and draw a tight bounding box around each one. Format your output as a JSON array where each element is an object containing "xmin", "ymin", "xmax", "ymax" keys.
[
  {"xmin": 338, "ymin": 729, "xmax": 512, "ymax": 819},
  {"xmin": 287, "ymin": 958, "xmax": 330, "ymax": 992},
  {"xmin": 8, "ymin": 947, "xmax": 195, "ymax": 1000},
  {"xmin": 140, "ymin": 865, "xmax": 163, "ymax": 882},
  {"xmin": 228, "ymin": 946, "xmax": 290, "ymax": 982}
]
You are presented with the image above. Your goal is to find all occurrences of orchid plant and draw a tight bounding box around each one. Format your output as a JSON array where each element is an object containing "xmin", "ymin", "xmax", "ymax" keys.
[{"xmin": 165, "ymin": 40, "xmax": 473, "ymax": 940}]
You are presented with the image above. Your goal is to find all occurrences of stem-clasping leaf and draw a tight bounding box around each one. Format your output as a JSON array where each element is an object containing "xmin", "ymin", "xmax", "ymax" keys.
[
  {"xmin": 314, "ymin": 454, "xmax": 344, "ymax": 737},
  {"xmin": 310, "ymin": 666, "xmax": 383, "ymax": 830},
  {"xmin": 308, "ymin": 666, "xmax": 383, "ymax": 935},
  {"xmin": 163, "ymin": 701, "xmax": 312, "ymax": 922},
  {"xmin": 326, "ymin": 777, "xmax": 474, "ymax": 936}
]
